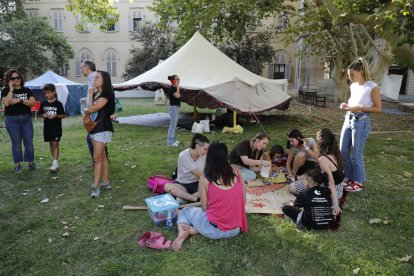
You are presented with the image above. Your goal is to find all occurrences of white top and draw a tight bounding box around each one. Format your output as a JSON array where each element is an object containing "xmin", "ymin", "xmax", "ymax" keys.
[
  {"xmin": 176, "ymin": 148, "xmax": 206, "ymax": 184},
  {"xmin": 348, "ymin": 81, "xmax": 377, "ymax": 108}
]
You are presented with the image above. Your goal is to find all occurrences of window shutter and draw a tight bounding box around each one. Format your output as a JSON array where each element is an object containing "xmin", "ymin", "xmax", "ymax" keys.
[
  {"xmin": 128, "ymin": 18, "xmax": 133, "ymax": 31},
  {"xmin": 268, "ymin": 64, "xmax": 274, "ymax": 79},
  {"xmin": 75, "ymin": 60, "xmax": 81, "ymax": 76},
  {"xmin": 284, "ymin": 64, "xmax": 291, "ymax": 80}
]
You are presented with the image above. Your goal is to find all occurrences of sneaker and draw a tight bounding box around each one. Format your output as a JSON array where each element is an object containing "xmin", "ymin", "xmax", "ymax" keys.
[
  {"xmin": 175, "ymin": 140, "xmax": 180, "ymax": 145},
  {"xmin": 176, "ymin": 197, "xmax": 188, "ymax": 205},
  {"xmin": 49, "ymin": 163, "xmax": 59, "ymax": 173},
  {"xmin": 15, "ymin": 164, "xmax": 22, "ymax": 174},
  {"xmin": 345, "ymin": 182, "xmax": 362, "ymax": 192},
  {"xmin": 28, "ymin": 162, "xmax": 37, "ymax": 170},
  {"xmin": 91, "ymin": 186, "xmax": 100, "ymax": 198},
  {"xmin": 100, "ymin": 181, "xmax": 112, "ymax": 189},
  {"xmin": 168, "ymin": 142, "xmax": 179, "ymax": 147}
]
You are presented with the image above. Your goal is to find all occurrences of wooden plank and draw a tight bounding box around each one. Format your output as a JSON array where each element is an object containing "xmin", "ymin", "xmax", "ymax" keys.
[{"xmin": 123, "ymin": 201, "xmax": 201, "ymax": 211}]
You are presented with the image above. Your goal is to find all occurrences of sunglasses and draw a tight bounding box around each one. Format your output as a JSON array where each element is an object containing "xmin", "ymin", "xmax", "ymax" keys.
[{"xmin": 10, "ymin": 76, "xmax": 21, "ymax": 81}]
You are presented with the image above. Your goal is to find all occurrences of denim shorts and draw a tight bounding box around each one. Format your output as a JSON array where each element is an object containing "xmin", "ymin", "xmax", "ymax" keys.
[
  {"xmin": 90, "ymin": 131, "xmax": 112, "ymax": 144},
  {"xmin": 178, "ymin": 207, "xmax": 240, "ymax": 240}
]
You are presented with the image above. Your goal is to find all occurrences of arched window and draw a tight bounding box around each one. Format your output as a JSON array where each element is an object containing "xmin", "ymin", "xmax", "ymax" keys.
[
  {"xmin": 106, "ymin": 50, "xmax": 117, "ymax": 76},
  {"xmin": 268, "ymin": 50, "xmax": 291, "ymax": 80},
  {"xmin": 75, "ymin": 49, "xmax": 93, "ymax": 76}
]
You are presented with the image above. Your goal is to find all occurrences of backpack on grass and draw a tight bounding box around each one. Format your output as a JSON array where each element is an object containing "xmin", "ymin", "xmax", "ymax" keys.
[{"xmin": 147, "ymin": 175, "xmax": 173, "ymax": 195}]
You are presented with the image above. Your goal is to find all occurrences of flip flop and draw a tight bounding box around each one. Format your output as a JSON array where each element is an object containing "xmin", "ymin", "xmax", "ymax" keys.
[
  {"xmin": 145, "ymin": 235, "xmax": 172, "ymax": 250},
  {"xmin": 137, "ymin": 231, "xmax": 162, "ymax": 247}
]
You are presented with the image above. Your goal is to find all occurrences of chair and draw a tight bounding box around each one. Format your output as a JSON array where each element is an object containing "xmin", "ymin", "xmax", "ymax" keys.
[{"xmin": 31, "ymin": 101, "xmax": 41, "ymax": 120}]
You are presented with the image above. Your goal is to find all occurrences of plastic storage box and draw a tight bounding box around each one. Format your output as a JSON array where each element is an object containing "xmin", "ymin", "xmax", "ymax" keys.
[{"xmin": 145, "ymin": 194, "xmax": 179, "ymax": 227}]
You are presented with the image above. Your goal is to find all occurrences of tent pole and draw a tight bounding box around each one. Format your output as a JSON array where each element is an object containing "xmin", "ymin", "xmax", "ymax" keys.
[{"xmin": 233, "ymin": 110, "xmax": 237, "ymax": 128}]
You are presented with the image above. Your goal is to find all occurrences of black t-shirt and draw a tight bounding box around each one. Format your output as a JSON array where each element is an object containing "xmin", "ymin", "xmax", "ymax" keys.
[
  {"xmin": 294, "ymin": 186, "xmax": 333, "ymax": 230},
  {"xmin": 229, "ymin": 140, "xmax": 264, "ymax": 167},
  {"xmin": 39, "ymin": 99, "xmax": 65, "ymax": 138},
  {"xmin": 90, "ymin": 90, "xmax": 115, "ymax": 134},
  {"xmin": 168, "ymin": 85, "xmax": 180, "ymax": 106},
  {"xmin": 1, "ymin": 87, "xmax": 34, "ymax": 116}
]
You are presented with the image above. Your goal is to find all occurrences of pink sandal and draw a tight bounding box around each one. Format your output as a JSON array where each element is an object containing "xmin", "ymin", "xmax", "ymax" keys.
[
  {"xmin": 137, "ymin": 231, "xmax": 162, "ymax": 247},
  {"xmin": 145, "ymin": 235, "xmax": 172, "ymax": 250}
]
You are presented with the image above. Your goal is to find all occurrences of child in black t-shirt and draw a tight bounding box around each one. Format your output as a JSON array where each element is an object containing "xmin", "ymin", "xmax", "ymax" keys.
[
  {"xmin": 282, "ymin": 166, "xmax": 333, "ymax": 230},
  {"xmin": 269, "ymin": 144, "xmax": 288, "ymax": 173},
  {"xmin": 39, "ymin": 84, "xmax": 66, "ymax": 173}
]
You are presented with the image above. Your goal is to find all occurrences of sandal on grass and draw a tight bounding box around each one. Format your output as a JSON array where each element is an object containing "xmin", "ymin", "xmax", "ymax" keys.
[
  {"xmin": 137, "ymin": 231, "xmax": 162, "ymax": 247},
  {"xmin": 145, "ymin": 235, "xmax": 172, "ymax": 250}
]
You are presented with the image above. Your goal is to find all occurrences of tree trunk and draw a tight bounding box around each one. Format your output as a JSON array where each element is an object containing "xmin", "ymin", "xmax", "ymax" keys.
[{"xmin": 331, "ymin": 57, "xmax": 349, "ymax": 103}]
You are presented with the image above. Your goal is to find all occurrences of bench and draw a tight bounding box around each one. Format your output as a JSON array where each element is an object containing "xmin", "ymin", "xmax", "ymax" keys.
[{"xmin": 299, "ymin": 89, "xmax": 326, "ymax": 107}]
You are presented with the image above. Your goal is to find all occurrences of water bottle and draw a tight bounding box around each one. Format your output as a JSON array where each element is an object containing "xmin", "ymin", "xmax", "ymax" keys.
[{"xmin": 166, "ymin": 217, "xmax": 173, "ymax": 230}]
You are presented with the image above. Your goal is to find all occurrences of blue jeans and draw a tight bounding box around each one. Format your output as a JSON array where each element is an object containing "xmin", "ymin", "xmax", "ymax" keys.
[
  {"xmin": 340, "ymin": 112, "xmax": 370, "ymax": 183},
  {"xmin": 178, "ymin": 207, "xmax": 240, "ymax": 240},
  {"xmin": 239, "ymin": 167, "xmax": 257, "ymax": 181},
  {"xmin": 167, "ymin": 105, "xmax": 180, "ymax": 145},
  {"xmin": 5, "ymin": 114, "xmax": 34, "ymax": 164}
]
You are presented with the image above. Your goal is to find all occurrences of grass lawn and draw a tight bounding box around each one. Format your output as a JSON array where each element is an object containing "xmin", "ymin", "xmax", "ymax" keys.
[{"xmin": 1, "ymin": 98, "xmax": 413, "ymax": 275}]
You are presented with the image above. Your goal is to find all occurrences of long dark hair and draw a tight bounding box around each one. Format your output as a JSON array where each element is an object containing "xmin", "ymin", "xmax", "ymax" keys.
[
  {"xmin": 307, "ymin": 165, "xmax": 328, "ymax": 186},
  {"xmin": 97, "ymin": 70, "xmax": 114, "ymax": 101},
  {"xmin": 3, "ymin": 69, "xmax": 25, "ymax": 87},
  {"xmin": 286, "ymin": 128, "xmax": 304, "ymax": 149},
  {"xmin": 190, "ymin": 133, "xmax": 210, "ymax": 149},
  {"xmin": 204, "ymin": 142, "xmax": 236, "ymax": 187},
  {"xmin": 317, "ymin": 128, "xmax": 343, "ymax": 171}
]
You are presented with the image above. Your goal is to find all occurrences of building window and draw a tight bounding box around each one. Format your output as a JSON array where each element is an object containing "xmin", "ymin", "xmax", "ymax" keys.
[
  {"xmin": 75, "ymin": 49, "xmax": 93, "ymax": 76},
  {"xmin": 103, "ymin": 15, "xmax": 119, "ymax": 32},
  {"xmin": 269, "ymin": 52, "xmax": 291, "ymax": 80},
  {"xmin": 52, "ymin": 9, "xmax": 64, "ymax": 32},
  {"xmin": 58, "ymin": 64, "xmax": 68, "ymax": 77},
  {"xmin": 276, "ymin": 11, "xmax": 289, "ymax": 31},
  {"xmin": 75, "ymin": 15, "xmax": 90, "ymax": 32},
  {"xmin": 106, "ymin": 50, "xmax": 117, "ymax": 77},
  {"xmin": 129, "ymin": 9, "xmax": 143, "ymax": 31},
  {"xmin": 26, "ymin": 9, "xmax": 39, "ymax": 18}
]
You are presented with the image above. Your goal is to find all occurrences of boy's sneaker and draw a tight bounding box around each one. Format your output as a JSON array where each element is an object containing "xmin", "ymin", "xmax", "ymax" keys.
[
  {"xmin": 28, "ymin": 162, "xmax": 37, "ymax": 170},
  {"xmin": 49, "ymin": 163, "xmax": 59, "ymax": 173},
  {"xmin": 345, "ymin": 181, "xmax": 362, "ymax": 192},
  {"xmin": 15, "ymin": 164, "xmax": 22, "ymax": 174},
  {"xmin": 91, "ymin": 186, "xmax": 100, "ymax": 198},
  {"xmin": 100, "ymin": 181, "xmax": 112, "ymax": 189}
]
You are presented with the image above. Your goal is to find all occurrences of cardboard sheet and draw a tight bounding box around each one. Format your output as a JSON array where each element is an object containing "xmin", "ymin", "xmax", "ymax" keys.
[{"xmin": 245, "ymin": 185, "xmax": 295, "ymax": 214}]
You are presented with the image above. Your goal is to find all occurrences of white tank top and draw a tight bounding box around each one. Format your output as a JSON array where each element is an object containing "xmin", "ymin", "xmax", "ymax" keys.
[{"xmin": 348, "ymin": 81, "xmax": 377, "ymax": 108}]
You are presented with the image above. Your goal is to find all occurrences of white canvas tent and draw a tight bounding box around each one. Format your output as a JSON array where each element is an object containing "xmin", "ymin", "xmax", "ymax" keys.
[{"xmin": 114, "ymin": 32, "xmax": 291, "ymax": 113}]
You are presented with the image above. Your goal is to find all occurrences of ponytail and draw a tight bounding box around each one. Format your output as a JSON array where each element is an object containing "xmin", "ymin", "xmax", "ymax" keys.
[{"xmin": 348, "ymin": 57, "xmax": 372, "ymax": 81}]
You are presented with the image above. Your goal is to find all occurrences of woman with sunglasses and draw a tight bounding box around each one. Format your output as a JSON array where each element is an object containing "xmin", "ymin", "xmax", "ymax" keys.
[{"xmin": 1, "ymin": 69, "xmax": 37, "ymax": 174}]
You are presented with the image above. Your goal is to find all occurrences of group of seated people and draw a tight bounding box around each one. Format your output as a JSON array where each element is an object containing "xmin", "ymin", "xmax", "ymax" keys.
[{"xmin": 167, "ymin": 128, "xmax": 345, "ymax": 251}]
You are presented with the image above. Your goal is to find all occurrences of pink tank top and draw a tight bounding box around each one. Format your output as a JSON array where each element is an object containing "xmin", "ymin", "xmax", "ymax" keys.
[{"xmin": 206, "ymin": 174, "xmax": 248, "ymax": 232}]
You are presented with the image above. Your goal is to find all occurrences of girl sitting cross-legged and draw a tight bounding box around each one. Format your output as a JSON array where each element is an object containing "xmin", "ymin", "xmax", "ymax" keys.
[{"xmin": 171, "ymin": 141, "xmax": 248, "ymax": 251}]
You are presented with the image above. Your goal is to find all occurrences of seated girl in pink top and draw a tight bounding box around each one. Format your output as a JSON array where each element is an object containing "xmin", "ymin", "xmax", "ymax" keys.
[{"xmin": 171, "ymin": 141, "xmax": 248, "ymax": 251}]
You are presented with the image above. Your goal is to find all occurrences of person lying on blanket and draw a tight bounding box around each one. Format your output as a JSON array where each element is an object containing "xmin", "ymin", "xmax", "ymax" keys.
[
  {"xmin": 164, "ymin": 134, "xmax": 210, "ymax": 204},
  {"xmin": 171, "ymin": 142, "xmax": 248, "ymax": 251},
  {"xmin": 282, "ymin": 165, "xmax": 334, "ymax": 230}
]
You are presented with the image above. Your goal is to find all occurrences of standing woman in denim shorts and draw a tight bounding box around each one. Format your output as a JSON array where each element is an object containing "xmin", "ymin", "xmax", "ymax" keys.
[
  {"xmin": 339, "ymin": 58, "xmax": 382, "ymax": 192},
  {"xmin": 85, "ymin": 71, "xmax": 115, "ymax": 198},
  {"xmin": 1, "ymin": 69, "xmax": 37, "ymax": 173}
]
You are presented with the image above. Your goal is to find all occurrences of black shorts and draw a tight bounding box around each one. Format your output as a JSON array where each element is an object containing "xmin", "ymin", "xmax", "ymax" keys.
[
  {"xmin": 44, "ymin": 136, "xmax": 61, "ymax": 142},
  {"xmin": 175, "ymin": 180, "xmax": 199, "ymax": 194}
]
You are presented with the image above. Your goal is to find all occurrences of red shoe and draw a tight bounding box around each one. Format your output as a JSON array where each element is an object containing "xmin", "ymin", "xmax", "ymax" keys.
[{"xmin": 345, "ymin": 181, "xmax": 362, "ymax": 192}]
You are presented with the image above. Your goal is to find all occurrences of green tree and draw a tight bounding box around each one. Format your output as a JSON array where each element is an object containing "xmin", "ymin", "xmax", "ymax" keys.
[
  {"xmin": 123, "ymin": 24, "xmax": 179, "ymax": 80},
  {"xmin": 0, "ymin": 0, "xmax": 25, "ymax": 23},
  {"xmin": 66, "ymin": 0, "xmax": 119, "ymax": 31},
  {"xmin": 0, "ymin": 17, "xmax": 74, "ymax": 76}
]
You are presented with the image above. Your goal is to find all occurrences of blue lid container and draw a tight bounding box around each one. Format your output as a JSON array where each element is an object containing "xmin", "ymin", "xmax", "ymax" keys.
[{"xmin": 145, "ymin": 194, "xmax": 179, "ymax": 212}]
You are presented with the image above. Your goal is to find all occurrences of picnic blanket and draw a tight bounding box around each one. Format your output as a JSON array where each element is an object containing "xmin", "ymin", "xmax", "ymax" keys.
[{"xmin": 245, "ymin": 185, "xmax": 295, "ymax": 215}]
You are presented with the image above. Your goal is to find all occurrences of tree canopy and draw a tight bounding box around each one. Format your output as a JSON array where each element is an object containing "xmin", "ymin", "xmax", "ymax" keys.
[
  {"xmin": 0, "ymin": 17, "xmax": 74, "ymax": 76},
  {"xmin": 122, "ymin": 24, "xmax": 179, "ymax": 80}
]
